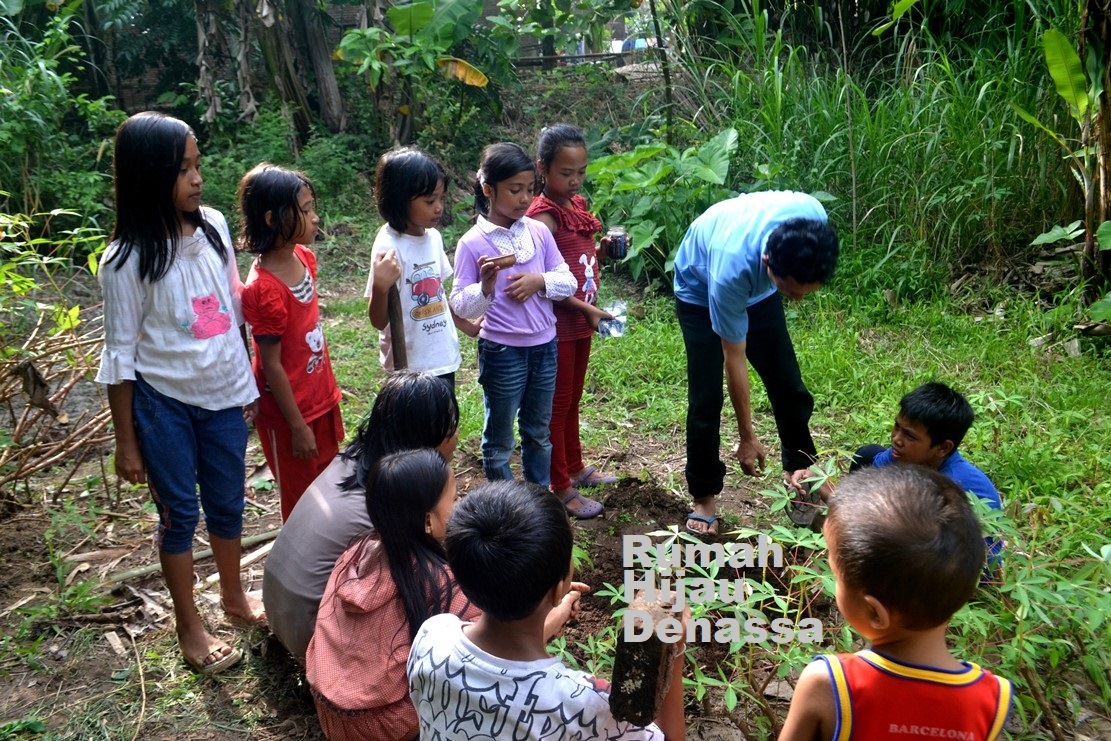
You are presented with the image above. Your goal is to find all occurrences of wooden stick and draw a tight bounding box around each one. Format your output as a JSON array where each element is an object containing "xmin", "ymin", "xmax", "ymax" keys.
[
  {"xmin": 204, "ymin": 540, "xmax": 274, "ymax": 584},
  {"xmin": 103, "ymin": 529, "xmax": 281, "ymax": 585},
  {"xmin": 387, "ymin": 285, "xmax": 408, "ymax": 369}
]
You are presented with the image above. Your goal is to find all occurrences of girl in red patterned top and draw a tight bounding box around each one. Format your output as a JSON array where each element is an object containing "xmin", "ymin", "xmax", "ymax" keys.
[
  {"xmin": 527, "ymin": 124, "xmax": 620, "ymax": 519},
  {"xmin": 239, "ymin": 164, "xmax": 343, "ymax": 521}
]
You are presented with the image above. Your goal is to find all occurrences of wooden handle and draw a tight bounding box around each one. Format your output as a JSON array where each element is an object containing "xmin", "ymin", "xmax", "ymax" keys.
[{"xmin": 386, "ymin": 285, "xmax": 408, "ymax": 370}]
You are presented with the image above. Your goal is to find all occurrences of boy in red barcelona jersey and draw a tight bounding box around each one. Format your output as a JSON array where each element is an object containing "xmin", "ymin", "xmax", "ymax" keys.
[{"xmin": 779, "ymin": 465, "xmax": 1012, "ymax": 741}]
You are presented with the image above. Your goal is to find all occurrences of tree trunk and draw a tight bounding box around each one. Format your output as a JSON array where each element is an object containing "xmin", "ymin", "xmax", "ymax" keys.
[
  {"xmin": 290, "ymin": 0, "xmax": 347, "ymax": 133},
  {"xmin": 256, "ymin": 0, "xmax": 314, "ymax": 142},
  {"xmin": 234, "ymin": 0, "xmax": 260, "ymax": 122},
  {"xmin": 1083, "ymin": 0, "xmax": 1111, "ymax": 294},
  {"xmin": 195, "ymin": 0, "xmax": 225, "ymax": 124}
]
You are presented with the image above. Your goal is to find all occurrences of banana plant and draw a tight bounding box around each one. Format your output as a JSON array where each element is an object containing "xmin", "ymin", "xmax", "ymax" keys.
[
  {"xmin": 335, "ymin": 0, "xmax": 488, "ymax": 143},
  {"xmin": 1013, "ymin": 28, "xmax": 1111, "ymax": 300}
]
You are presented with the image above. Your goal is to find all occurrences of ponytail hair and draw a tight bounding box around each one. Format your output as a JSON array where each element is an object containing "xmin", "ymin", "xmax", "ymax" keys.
[
  {"xmin": 536, "ymin": 124, "xmax": 586, "ymax": 169},
  {"xmin": 106, "ymin": 111, "xmax": 227, "ymax": 281},
  {"xmin": 473, "ymin": 142, "xmax": 535, "ymax": 217}
]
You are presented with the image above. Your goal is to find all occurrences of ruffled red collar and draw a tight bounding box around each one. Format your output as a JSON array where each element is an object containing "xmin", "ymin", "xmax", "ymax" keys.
[{"xmin": 530, "ymin": 193, "xmax": 602, "ymax": 236}]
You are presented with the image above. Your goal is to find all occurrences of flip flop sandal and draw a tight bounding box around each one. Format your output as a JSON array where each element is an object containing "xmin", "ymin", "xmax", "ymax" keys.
[
  {"xmin": 560, "ymin": 489, "xmax": 605, "ymax": 519},
  {"xmin": 571, "ymin": 466, "xmax": 619, "ymax": 489},
  {"xmin": 184, "ymin": 644, "xmax": 242, "ymax": 675},
  {"xmin": 787, "ymin": 486, "xmax": 824, "ymax": 531},
  {"xmin": 683, "ymin": 512, "xmax": 721, "ymax": 537},
  {"xmin": 221, "ymin": 600, "xmax": 268, "ymax": 630}
]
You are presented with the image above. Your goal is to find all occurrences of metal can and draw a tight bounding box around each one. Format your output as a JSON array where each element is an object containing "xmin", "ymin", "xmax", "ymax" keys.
[{"xmin": 607, "ymin": 225, "xmax": 628, "ymax": 260}]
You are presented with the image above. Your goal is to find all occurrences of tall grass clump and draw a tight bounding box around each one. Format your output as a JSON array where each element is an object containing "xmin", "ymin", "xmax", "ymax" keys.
[{"xmin": 596, "ymin": 0, "xmax": 1078, "ymax": 299}]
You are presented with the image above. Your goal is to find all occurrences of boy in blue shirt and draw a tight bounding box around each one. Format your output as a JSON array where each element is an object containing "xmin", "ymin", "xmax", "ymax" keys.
[{"xmin": 851, "ymin": 382, "xmax": 1001, "ymax": 511}]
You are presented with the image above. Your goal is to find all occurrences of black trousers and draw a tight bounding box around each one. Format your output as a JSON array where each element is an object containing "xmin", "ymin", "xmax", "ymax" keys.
[
  {"xmin": 676, "ymin": 293, "xmax": 817, "ymax": 499},
  {"xmin": 850, "ymin": 443, "xmax": 886, "ymax": 471}
]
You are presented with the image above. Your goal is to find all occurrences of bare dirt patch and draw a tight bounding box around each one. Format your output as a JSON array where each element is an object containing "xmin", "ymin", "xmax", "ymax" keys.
[{"xmin": 2, "ymin": 431, "xmax": 801, "ymax": 739}]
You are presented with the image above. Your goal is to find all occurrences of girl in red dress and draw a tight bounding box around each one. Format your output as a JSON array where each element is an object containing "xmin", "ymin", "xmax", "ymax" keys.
[{"xmin": 527, "ymin": 124, "xmax": 622, "ymax": 519}]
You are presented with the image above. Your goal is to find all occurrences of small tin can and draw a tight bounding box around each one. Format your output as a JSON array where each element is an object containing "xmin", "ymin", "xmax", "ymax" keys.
[{"xmin": 607, "ymin": 225, "xmax": 628, "ymax": 260}]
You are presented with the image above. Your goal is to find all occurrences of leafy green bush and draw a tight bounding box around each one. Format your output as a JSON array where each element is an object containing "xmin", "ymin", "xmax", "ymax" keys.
[
  {"xmin": 587, "ymin": 128, "xmax": 739, "ymax": 284},
  {"xmin": 650, "ymin": 1, "xmax": 1072, "ymax": 300},
  {"xmin": 196, "ymin": 109, "xmax": 297, "ymax": 223},
  {"xmin": 0, "ymin": 205, "xmax": 106, "ymax": 344},
  {"xmin": 299, "ymin": 132, "xmax": 375, "ymax": 220},
  {"xmin": 0, "ymin": 14, "xmax": 124, "ymax": 229}
]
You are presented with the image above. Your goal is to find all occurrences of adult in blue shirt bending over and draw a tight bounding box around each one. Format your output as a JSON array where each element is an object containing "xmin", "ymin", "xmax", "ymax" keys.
[{"xmin": 674, "ymin": 191, "xmax": 839, "ymax": 535}]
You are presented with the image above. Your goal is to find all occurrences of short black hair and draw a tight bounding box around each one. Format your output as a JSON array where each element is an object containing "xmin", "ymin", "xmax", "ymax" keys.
[
  {"xmin": 764, "ymin": 217, "xmax": 839, "ymax": 285},
  {"xmin": 237, "ymin": 163, "xmax": 316, "ymax": 255},
  {"xmin": 536, "ymin": 124, "xmax": 586, "ymax": 168},
  {"xmin": 473, "ymin": 142, "xmax": 536, "ymax": 217},
  {"xmin": 374, "ymin": 147, "xmax": 446, "ymax": 232},
  {"xmin": 899, "ymin": 382, "xmax": 975, "ymax": 450},
  {"xmin": 445, "ymin": 481, "xmax": 572, "ymax": 621},
  {"xmin": 827, "ymin": 465, "xmax": 985, "ymax": 630}
]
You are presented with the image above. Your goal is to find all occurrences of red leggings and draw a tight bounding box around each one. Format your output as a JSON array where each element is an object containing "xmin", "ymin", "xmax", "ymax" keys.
[
  {"xmin": 258, "ymin": 404, "xmax": 344, "ymax": 521},
  {"xmin": 550, "ymin": 335, "xmax": 593, "ymax": 491}
]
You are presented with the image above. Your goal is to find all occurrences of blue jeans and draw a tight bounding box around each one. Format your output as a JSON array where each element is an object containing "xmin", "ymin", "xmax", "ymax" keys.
[
  {"xmin": 133, "ymin": 374, "xmax": 249, "ymax": 554},
  {"xmin": 477, "ymin": 338, "xmax": 557, "ymax": 486}
]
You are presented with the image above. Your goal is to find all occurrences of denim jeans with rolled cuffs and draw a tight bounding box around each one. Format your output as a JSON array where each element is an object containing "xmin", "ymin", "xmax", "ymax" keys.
[
  {"xmin": 477, "ymin": 338, "xmax": 558, "ymax": 486},
  {"xmin": 676, "ymin": 293, "xmax": 817, "ymax": 499},
  {"xmin": 133, "ymin": 373, "xmax": 249, "ymax": 554}
]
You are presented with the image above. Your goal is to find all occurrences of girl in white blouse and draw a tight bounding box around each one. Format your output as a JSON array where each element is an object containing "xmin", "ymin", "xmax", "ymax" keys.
[{"xmin": 96, "ymin": 112, "xmax": 264, "ymax": 675}]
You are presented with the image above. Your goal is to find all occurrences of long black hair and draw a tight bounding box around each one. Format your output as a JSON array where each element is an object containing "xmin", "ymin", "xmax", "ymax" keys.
[
  {"xmin": 361, "ymin": 448, "xmax": 461, "ymax": 640},
  {"xmin": 473, "ymin": 142, "xmax": 535, "ymax": 217},
  {"xmin": 339, "ymin": 370, "xmax": 459, "ymax": 492},
  {"xmin": 104, "ymin": 112, "xmax": 227, "ymax": 281},
  {"xmin": 237, "ymin": 163, "xmax": 316, "ymax": 255}
]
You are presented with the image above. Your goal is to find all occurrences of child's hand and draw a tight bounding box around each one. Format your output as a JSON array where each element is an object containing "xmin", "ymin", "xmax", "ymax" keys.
[
  {"xmin": 675, "ymin": 605, "xmax": 692, "ymax": 654},
  {"xmin": 459, "ymin": 316, "xmax": 482, "ymax": 338},
  {"xmin": 477, "ymin": 257, "xmax": 499, "ymax": 297},
  {"xmin": 566, "ymin": 581, "xmax": 590, "ymax": 622},
  {"xmin": 598, "ymin": 235, "xmax": 631, "ymax": 261},
  {"xmin": 114, "ymin": 439, "xmax": 147, "ymax": 485},
  {"xmin": 292, "ymin": 422, "xmax": 319, "ymax": 459},
  {"xmin": 545, "ymin": 581, "xmax": 592, "ymax": 641},
  {"xmin": 372, "ymin": 249, "xmax": 401, "ymax": 291},
  {"xmin": 585, "ymin": 304, "xmax": 615, "ymax": 331},
  {"xmin": 504, "ymin": 273, "xmax": 545, "ymax": 303},
  {"xmin": 242, "ymin": 400, "xmax": 259, "ymax": 424},
  {"xmin": 786, "ymin": 467, "xmax": 835, "ymax": 502}
]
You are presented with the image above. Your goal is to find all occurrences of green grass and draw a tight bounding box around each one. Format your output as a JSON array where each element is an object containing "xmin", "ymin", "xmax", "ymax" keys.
[{"xmin": 9, "ymin": 198, "xmax": 1108, "ymax": 741}]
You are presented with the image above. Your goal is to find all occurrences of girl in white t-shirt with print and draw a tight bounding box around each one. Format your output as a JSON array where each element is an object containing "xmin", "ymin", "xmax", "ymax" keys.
[
  {"xmin": 96, "ymin": 112, "xmax": 264, "ymax": 676},
  {"xmin": 366, "ymin": 148, "xmax": 478, "ymax": 391}
]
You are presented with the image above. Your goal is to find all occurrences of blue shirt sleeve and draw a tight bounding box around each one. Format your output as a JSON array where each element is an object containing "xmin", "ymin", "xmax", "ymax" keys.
[{"xmin": 940, "ymin": 451, "xmax": 1002, "ymax": 510}]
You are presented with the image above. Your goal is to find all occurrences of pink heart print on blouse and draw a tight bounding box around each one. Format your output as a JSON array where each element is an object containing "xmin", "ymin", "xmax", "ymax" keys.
[{"xmin": 190, "ymin": 293, "xmax": 232, "ymax": 339}]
